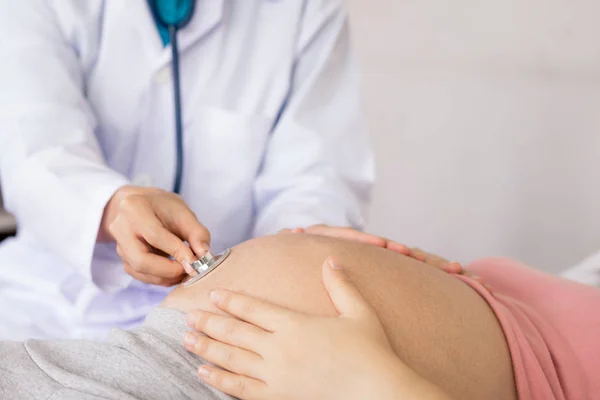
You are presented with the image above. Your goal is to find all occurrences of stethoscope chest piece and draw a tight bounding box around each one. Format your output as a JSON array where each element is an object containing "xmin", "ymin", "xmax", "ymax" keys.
[{"xmin": 183, "ymin": 248, "xmax": 231, "ymax": 287}]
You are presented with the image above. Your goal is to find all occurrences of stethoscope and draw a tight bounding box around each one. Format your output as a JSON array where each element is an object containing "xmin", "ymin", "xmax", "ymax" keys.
[
  {"xmin": 183, "ymin": 248, "xmax": 231, "ymax": 287},
  {"xmin": 148, "ymin": 0, "xmax": 197, "ymax": 194},
  {"xmin": 149, "ymin": 1, "xmax": 232, "ymax": 287}
]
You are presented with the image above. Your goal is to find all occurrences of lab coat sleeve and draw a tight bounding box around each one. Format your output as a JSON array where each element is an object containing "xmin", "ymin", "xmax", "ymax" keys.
[
  {"xmin": 0, "ymin": 2, "xmax": 129, "ymax": 286},
  {"xmin": 252, "ymin": 0, "xmax": 375, "ymax": 236}
]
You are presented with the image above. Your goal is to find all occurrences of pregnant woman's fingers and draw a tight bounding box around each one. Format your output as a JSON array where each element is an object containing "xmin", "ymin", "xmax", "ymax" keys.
[
  {"xmin": 322, "ymin": 258, "xmax": 375, "ymax": 319},
  {"xmin": 186, "ymin": 310, "xmax": 267, "ymax": 352},
  {"xmin": 301, "ymin": 225, "xmax": 413, "ymax": 257},
  {"xmin": 184, "ymin": 332, "xmax": 262, "ymax": 379},
  {"xmin": 409, "ymin": 247, "xmax": 428, "ymax": 262},
  {"xmin": 209, "ymin": 289, "xmax": 293, "ymax": 332},
  {"xmin": 299, "ymin": 226, "xmax": 465, "ymax": 277},
  {"xmin": 197, "ymin": 365, "xmax": 267, "ymax": 400},
  {"xmin": 279, "ymin": 227, "xmax": 305, "ymax": 234},
  {"xmin": 384, "ymin": 241, "xmax": 412, "ymax": 255},
  {"xmin": 411, "ymin": 247, "xmax": 463, "ymax": 274},
  {"xmin": 303, "ymin": 225, "xmax": 387, "ymax": 247},
  {"xmin": 444, "ymin": 262, "xmax": 463, "ymax": 274}
]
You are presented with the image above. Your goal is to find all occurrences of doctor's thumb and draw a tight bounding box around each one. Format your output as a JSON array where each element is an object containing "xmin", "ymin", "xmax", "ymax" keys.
[
  {"xmin": 322, "ymin": 257, "xmax": 373, "ymax": 318},
  {"xmin": 181, "ymin": 219, "xmax": 212, "ymax": 259}
]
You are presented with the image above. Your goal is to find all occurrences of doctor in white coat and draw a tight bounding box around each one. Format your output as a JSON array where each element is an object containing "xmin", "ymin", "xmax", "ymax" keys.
[{"xmin": 0, "ymin": 0, "xmax": 374, "ymax": 340}]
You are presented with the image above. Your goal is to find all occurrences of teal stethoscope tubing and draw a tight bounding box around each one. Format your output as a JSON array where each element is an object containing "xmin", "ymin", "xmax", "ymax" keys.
[{"xmin": 148, "ymin": 0, "xmax": 196, "ymax": 194}]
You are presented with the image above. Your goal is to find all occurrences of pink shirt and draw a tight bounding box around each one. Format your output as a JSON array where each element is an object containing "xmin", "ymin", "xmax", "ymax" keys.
[{"xmin": 459, "ymin": 258, "xmax": 600, "ymax": 400}]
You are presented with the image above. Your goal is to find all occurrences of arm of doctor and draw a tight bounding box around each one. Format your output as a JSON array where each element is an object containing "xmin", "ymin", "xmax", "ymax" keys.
[
  {"xmin": 252, "ymin": 0, "xmax": 374, "ymax": 235},
  {"xmin": 0, "ymin": 1, "xmax": 129, "ymax": 286},
  {"xmin": 0, "ymin": 2, "xmax": 207, "ymax": 288}
]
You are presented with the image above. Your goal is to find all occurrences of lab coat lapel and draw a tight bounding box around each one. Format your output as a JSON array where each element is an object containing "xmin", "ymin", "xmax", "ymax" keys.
[
  {"xmin": 126, "ymin": 0, "xmax": 167, "ymax": 59},
  {"xmin": 177, "ymin": 0, "xmax": 225, "ymax": 54},
  {"xmin": 127, "ymin": 0, "xmax": 225, "ymax": 68}
]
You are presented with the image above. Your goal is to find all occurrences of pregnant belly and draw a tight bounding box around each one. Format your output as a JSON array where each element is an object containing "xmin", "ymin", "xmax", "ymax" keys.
[{"xmin": 162, "ymin": 233, "xmax": 517, "ymax": 400}]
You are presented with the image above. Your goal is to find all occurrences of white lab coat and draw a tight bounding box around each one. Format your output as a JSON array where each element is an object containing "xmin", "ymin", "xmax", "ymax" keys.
[{"xmin": 0, "ymin": 0, "xmax": 374, "ymax": 340}]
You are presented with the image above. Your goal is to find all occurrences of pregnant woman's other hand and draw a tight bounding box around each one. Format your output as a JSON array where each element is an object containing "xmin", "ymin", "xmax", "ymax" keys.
[
  {"xmin": 184, "ymin": 258, "xmax": 451, "ymax": 400},
  {"xmin": 100, "ymin": 185, "xmax": 210, "ymax": 286},
  {"xmin": 294, "ymin": 225, "xmax": 492, "ymax": 291},
  {"xmin": 290, "ymin": 225, "xmax": 463, "ymax": 274}
]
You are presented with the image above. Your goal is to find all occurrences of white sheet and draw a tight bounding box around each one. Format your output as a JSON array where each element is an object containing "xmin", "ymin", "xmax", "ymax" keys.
[{"xmin": 561, "ymin": 250, "xmax": 600, "ymax": 288}]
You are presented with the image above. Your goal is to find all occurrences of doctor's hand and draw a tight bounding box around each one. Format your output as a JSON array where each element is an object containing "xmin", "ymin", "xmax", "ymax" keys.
[
  {"xmin": 285, "ymin": 225, "xmax": 463, "ymax": 274},
  {"xmin": 100, "ymin": 185, "xmax": 210, "ymax": 286},
  {"xmin": 184, "ymin": 258, "xmax": 452, "ymax": 400}
]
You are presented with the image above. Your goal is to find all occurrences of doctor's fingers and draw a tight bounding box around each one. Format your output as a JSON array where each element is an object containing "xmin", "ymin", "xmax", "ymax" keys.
[
  {"xmin": 159, "ymin": 208, "xmax": 211, "ymax": 258},
  {"xmin": 121, "ymin": 200, "xmax": 202, "ymax": 267},
  {"xmin": 122, "ymin": 262, "xmax": 184, "ymax": 286},
  {"xmin": 139, "ymin": 222, "xmax": 202, "ymax": 269},
  {"xmin": 115, "ymin": 236, "xmax": 187, "ymax": 279}
]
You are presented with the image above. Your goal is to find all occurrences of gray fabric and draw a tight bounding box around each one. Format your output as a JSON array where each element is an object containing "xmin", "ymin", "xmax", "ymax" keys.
[{"xmin": 0, "ymin": 307, "xmax": 236, "ymax": 400}]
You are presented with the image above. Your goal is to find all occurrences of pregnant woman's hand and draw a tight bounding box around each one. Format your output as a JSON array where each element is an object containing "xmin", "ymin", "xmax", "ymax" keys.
[
  {"xmin": 184, "ymin": 258, "xmax": 452, "ymax": 400},
  {"xmin": 293, "ymin": 226, "xmax": 491, "ymax": 291},
  {"xmin": 100, "ymin": 185, "xmax": 210, "ymax": 286},
  {"xmin": 289, "ymin": 225, "xmax": 463, "ymax": 274}
]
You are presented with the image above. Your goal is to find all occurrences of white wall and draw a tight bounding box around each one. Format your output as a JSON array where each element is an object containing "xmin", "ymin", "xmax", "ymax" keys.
[{"xmin": 347, "ymin": 0, "xmax": 600, "ymax": 272}]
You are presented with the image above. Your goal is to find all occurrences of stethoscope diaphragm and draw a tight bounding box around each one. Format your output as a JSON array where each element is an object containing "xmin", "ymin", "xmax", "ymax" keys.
[{"xmin": 183, "ymin": 248, "xmax": 231, "ymax": 287}]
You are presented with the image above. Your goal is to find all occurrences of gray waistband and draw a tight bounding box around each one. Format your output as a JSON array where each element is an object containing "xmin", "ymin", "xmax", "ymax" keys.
[{"xmin": 141, "ymin": 306, "xmax": 190, "ymax": 342}]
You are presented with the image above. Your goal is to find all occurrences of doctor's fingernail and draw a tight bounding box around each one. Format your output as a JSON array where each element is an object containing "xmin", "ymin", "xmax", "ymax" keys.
[
  {"xmin": 182, "ymin": 260, "xmax": 193, "ymax": 275},
  {"xmin": 184, "ymin": 333, "xmax": 197, "ymax": 348},
  {"xmin": 198, "ymin": 242, "xmax": 210, "ymax": 254}
]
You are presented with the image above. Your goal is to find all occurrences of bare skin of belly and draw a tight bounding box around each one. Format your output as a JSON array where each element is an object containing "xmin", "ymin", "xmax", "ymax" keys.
[{"xmin": 162, "ymin": 233, "xmax": 517, "ymax": 400}]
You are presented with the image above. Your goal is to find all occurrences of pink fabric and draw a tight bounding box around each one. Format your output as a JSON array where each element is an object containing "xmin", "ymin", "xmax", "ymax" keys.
[{"xmin": 456, "ymin": 258, "xmax": 600, "ymax": 400}]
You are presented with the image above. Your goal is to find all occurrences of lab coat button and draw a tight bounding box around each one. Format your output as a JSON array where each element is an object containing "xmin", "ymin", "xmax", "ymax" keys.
[
  {"xmin": 132, "ymin": 174, "xmax": 153, "ymax": 187},
  {"xmin": 153, "ymin": 66, "xmax": 172, "ymax": 84}
]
